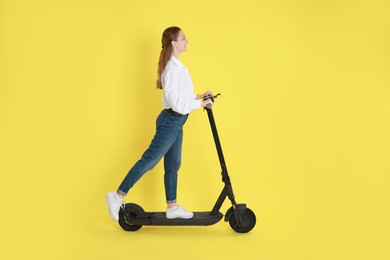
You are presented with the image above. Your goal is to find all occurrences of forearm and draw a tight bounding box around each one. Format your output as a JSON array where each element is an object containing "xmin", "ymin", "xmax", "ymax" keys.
[
  {"xmin": 196, "ymin": 94, "xmax": 204, "ymax": 100},
  {"xmin": 196, "ymin": 91, "xmax": 213, "ymax": 100}
]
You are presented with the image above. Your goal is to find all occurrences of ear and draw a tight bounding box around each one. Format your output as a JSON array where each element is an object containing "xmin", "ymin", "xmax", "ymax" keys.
[{"xmin": 171, "ymin": 40, "xmax": 177, "ymax": 47}]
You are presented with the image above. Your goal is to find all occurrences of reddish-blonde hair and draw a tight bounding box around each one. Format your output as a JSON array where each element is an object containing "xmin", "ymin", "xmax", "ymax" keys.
[{"xmin": 156, "ymin": 26, "xmax": 182, "ymax": 89}]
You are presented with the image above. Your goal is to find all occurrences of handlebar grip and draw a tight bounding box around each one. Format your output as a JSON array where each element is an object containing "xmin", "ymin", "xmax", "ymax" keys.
[
  {"xmin": 203, "ymin": 93, "xmax": 220, "ymax": 110},
  {"xmin": 203, "ymin": 93, "xmax": 221, "ymax": 102}
]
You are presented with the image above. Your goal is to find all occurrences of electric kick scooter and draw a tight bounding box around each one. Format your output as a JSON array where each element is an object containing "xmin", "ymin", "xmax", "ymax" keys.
[{"xmin": 118, "ymin": 94, "xmax": 256, "ymax": 233}]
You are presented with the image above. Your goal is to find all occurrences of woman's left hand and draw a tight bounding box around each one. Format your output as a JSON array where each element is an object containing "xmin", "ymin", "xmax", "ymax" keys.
[
  {"xmin": 196, "ymin": 91, "xmax": 213, "ymax": 100},
  {"xmin": 202, "ymin": 90, "xmax": 213, "ymax": 99}
]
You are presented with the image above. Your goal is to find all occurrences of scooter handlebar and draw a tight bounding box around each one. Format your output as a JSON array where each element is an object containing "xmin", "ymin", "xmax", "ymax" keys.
[{"xmin": 203, "ymin": 93, "xmax": 221, "ymax": 109}]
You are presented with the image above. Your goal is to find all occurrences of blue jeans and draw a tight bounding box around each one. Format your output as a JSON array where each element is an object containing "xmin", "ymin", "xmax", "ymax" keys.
[{"xmin": 117, "ymin": 109, "xmax": 189, "ymax": 203}]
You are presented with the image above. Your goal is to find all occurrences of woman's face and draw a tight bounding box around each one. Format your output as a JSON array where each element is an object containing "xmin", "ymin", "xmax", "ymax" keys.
[{"xmin": 172, "ymin": 30, "xmax": 188, "ymax": 53}]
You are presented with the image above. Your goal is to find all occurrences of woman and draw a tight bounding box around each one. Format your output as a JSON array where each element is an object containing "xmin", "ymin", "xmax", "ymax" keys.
[{"xmin": 106, "ymin": 26, "xmax": 214, "ymax": 221}]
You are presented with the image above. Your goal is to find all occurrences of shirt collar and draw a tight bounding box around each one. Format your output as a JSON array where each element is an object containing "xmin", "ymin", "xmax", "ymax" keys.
[{"xmin": 170, "ymin": 56, "xmax": 187, "ymax": 69}]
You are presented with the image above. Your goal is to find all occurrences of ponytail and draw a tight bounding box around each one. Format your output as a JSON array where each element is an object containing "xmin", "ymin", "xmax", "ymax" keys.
[{"xmin": 156, "ymin": 26, "xmax": 181, "ymax": 89}]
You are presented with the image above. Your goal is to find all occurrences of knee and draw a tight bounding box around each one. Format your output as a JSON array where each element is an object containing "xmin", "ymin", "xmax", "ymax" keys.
[
  {"xmin": 138, "ymin": 155, "xmax": 161, "ymax": 172},
  {"xmin": 165, "ymin": 158, "xmax": 181, "ymax": 174}
]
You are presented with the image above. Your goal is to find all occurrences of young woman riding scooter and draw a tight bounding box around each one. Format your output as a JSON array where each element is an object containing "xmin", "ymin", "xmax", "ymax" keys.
[{"xmin": 106, "ymin": 26, "xmax": 214, "ymax": 221}]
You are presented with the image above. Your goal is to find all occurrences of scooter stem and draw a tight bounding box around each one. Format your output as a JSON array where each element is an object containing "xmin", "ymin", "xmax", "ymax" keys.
[{"xmin": 206, "ymin": 108, "xmax": 230, "ymax": 182}]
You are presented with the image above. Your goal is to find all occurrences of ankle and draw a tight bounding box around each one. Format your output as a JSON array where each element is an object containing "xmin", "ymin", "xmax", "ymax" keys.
[{"xmin": 167, "ymin": 202, "xmax": 177, "ymax": 209}]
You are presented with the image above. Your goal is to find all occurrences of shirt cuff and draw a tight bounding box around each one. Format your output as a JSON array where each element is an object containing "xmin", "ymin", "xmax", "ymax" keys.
[
  {"xmin": 192, "ymin": 93, "xmax": 197, "ymax": 100},
  {"xmin": 190, "ymin": 100, "xmax": 202, "ymax": 110}
]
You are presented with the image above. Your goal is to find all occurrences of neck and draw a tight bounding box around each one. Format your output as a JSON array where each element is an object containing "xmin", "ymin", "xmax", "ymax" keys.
[{"xmin": 172, "ymin": 49, "xmax": 180, "ymax": 59}]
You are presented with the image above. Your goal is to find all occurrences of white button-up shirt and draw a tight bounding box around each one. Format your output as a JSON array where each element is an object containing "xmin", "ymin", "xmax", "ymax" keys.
[{"xmin": 161, "ymin": 56, "xmax": 201, "ymax": 115}]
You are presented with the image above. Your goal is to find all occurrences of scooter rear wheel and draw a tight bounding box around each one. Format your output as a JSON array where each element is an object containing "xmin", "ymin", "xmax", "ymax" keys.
[
  {"xmin": 118, "ymin": 203, "xmax": 144, "ymax": 231},
  {"xmin": 228, "ymin": 208, "xmax": 256, "ymax": 233}
]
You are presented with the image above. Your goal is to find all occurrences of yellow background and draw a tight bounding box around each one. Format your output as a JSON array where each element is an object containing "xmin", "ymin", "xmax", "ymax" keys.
[{"xmin": 1, "ymin": 0, "xmax": 389, "ymax": 259}]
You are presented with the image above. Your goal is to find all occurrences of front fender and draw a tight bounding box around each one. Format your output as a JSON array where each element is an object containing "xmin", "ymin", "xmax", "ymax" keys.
[{"xmin": 224, "ymin": 204, "xmax": 247, "ymax": 222}]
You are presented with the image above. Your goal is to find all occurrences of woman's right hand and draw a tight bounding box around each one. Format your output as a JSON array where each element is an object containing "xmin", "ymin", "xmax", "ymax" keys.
[{"xmin": 201, "ymin": 99, "xmax": 214, "ymax": 108}]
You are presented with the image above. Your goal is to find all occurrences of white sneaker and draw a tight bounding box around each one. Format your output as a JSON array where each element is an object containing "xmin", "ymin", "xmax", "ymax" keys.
[
  {"xmin": 166, "ymin": 205, "xmax": 194, "ymax": 219},
  {"xmin": 106, "ymin": 192, "xmax": 124, "ymax": 221}
]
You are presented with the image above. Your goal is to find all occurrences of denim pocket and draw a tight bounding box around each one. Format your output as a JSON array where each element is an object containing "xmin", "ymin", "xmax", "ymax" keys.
[{"xmin": 156, "ymin": 111, "xmax": 173, "ymax": 129}]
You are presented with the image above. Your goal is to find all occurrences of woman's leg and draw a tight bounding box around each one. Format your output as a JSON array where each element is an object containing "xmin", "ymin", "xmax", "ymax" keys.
[
  {"xmin": 117, "ymin": 111, "xmax": 183, "ymax": 195},
  {"xmin": 164, "ymin": 128, "xmax": 183, "ymax": 206},
  {"xmin": 163, "ymin": 126, "xmax": 193, "ymax": 219},
  {"xmin": 106, "ymin": 110, "xmax": 189, "ymax": 221}
]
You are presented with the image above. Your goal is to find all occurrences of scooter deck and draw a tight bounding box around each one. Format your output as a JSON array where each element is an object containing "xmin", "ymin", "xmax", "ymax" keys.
[{"xmin": 148, "ymin": 211, "xmax": 223, "ymax": 226}]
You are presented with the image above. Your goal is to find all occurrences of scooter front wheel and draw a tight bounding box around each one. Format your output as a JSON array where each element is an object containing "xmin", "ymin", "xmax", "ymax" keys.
[
  {"xmin": 228, "ymin": 208, "xmax": 256, "ymax": 233},
  {"xmin": 118, "ymin": 203, "xmax": 144, "ymax": 231}
]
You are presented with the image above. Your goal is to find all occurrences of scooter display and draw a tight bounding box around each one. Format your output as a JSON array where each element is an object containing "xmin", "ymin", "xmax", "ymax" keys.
[{"xmin": 118, "ymin": 94, "xmax": 256, "ymax": 233}]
